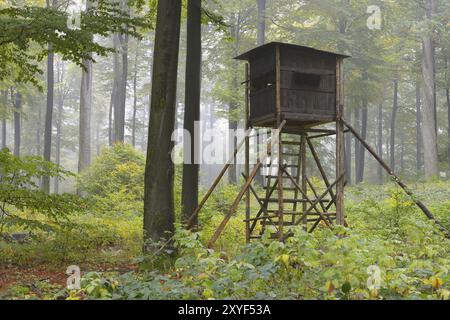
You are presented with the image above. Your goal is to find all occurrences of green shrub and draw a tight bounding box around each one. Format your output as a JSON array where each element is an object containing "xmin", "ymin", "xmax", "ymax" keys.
[
  {"xmin": 0, "ymin": 148, "xmax": 84, "ymax": 235},
  {"xmin": 78, "ymin": 143, "xmax": 145, "ymax": 200}
]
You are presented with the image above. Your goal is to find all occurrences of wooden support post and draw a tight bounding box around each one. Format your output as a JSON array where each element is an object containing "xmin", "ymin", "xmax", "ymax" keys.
[
  {"xmin": 306, "ymin": 138, "xmax": 336, "ymax": 203},
  {"xmin": 301, "ymin": 134, "xmax": 307, "ymax": 229},
  {"xmin": 275, "ymin": 44, "xmax": 284, "ymax": 240},
  {"xmin": 187, "ymin": 129, "xmax": 251, "ymax": 229},
  {"xmin": 335, "ymin": 57, "xmax": 345, "ymax": 226},
  {"xmin": 207, "ymin": 121, "xmax": 286, "ymax": 247},
  {"xmin": 343, "ymin": 119, "xmax": 449, "ymax": 236},
  {"xmin": 281, "ymin": 166, "xmax": 334, "ymax": 229},
  {"xmin": 245, "ymin": 63, "xmax": 250, "ymax": 243}
]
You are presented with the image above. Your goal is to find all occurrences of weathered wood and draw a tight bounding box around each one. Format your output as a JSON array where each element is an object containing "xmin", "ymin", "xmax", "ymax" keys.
[
  {"xmin": 187, "ymin": 128, "xmax": 251, "ymax": 229},
  {"xmin": 300, "ymin": 135, "xmax": 307, "ymax": 228},
  {"xmin": 343, "ymin": 119, "xmax": 449, "ymax": 235},
  {"xmin": 281, "ymin": 166, "xmax": 334, "ymax": 230},
  {"xmin": 235, "ymin": 42, "xmax": 349, "ymax": 130},
  {"xmin": 290, "ymin": 173, "xmax": 344, "ymax": 228},
  {"xmin": 207, "ymin": 121, "xmax": 286, "ymax": 247},
  {"xmin": 335, "ymin": 57, "xmax": 345, "ymax": 226},
  {"xmin": 241, "ymin": 172, "xmax": 280, "ymax": 235},
  {"xmin": 276, "ymin": 44, "xmax": 284, "ymax": 241},
  {"xmin": 250, "ymin": 178, "xmax": 279, "ymax": 233},
  {"xmin": 245, "ymin": 63, "xmax": 250, "ymax": 243},
  {"xmin": 306, "ymin": 137, "xmax": 336, "ymax": 206}
]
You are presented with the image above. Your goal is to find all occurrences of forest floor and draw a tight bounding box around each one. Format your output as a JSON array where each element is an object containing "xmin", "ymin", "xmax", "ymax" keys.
[{"xmin": 0, "ymin": 180, "xmax": 449, "ymax": 300}]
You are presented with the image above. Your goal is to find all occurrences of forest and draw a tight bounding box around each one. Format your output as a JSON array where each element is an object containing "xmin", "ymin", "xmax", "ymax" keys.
[{"xmin": 0, "ymin": 0, "xmax": 449, "ymax": 301}]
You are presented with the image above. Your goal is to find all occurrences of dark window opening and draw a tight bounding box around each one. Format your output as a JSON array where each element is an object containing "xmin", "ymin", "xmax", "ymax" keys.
[{"xmin": 293, "ymin": 72, "xmax": 321, "ymax": 87}]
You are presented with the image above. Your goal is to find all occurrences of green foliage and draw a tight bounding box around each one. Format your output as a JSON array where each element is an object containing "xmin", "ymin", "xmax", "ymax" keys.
[
  {"xmin": 0, "ymin": 2, "xmax": 152, "ymax": 87},
  {"xmin": 0, "ymin": 148, "xmax": 83, "ymax": 233},
  {"xmin": 78, "ymin": 143, "xmax": 144, "ymax": 199},
  {"xmin": 71, "ymin": 181, "xmax": 450, "ymax": 301}
]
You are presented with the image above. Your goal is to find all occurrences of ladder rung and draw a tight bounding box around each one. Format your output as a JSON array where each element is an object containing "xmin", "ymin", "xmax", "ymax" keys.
[
  {"xmin": 244, "ymin": 212, "xmax": 335, "ymax": 222},
  {"xmin": 264, "ymin": 175, "xmax": 293, "ymax": 179},
  {"xmin": 262, "ymin": 164, "xmax": 298, "ymax": 168},
  {"xmin": 261, "ymin": 221, "xmax": 295, "ymax": 226},
  {"xmin": 263, "ymin": 186, "xmax": 298, "ymax": 191},
  {"xmin": 267, "ymin": 198, "xmax": 331, "ymax": 203},
  {"xmin": 281, "ymin": 141, "xmax": 301, "ymax": 146}
]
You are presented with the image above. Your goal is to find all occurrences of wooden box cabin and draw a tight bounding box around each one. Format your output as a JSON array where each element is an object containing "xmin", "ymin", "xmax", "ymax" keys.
[{"xmin": 235, "ymin": 42, "xmax": 349, "ymax": 131}]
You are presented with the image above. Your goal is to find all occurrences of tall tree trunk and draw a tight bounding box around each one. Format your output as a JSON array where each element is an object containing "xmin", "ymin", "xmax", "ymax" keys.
[
  {"xmin": 228, "ymin": 14, "xmax": 241, "ymax": 184},
  {"xmin": 416, "ymin": 81, "xmax": 423, "ymax": 173},
  {"xmin": 445, "ymin": 56, "xmax": 450, "ymax": 177},
  {"xmin": 78, "ymin": 1, "xmax": 93, "ymax": 172},
  {"xmin": 112, "ymin": 30, "xmax": 128, "ymax": 144},
  {"xmin": 113, "ymin": 0, "xmax": 129, "ymax": 145},
  {"xmin": 255, "ymin": 0, "xmax": 266, "ymax": 185},
  {"xmin": 13, "ymin": 91, "xmax": 21, "ymax": 157},
  {"xmin": 377, "ymin": 103, "xmax": 383, "ymax": 184},
  {"xmin": 446, "ymin": 82, "xmax": 450, "ymax": 177},
  {"xmin": 54, "ymin": 61, "xmax": 64, "ymax": 194},
  {"xmin": 1, "ymin": 90, "xmax": 6, "ymax": 149},
  {"xmin": 36, "ymin": 104, "xmax": 42, "ymax": 157},
  {"xmin": 109, "ymin": 82, "xmax": 115, "ymax": 146},
  {"xmin": 344, "ymin": 124, "xmax": 352, "ymax": 184},
  {"xmin": 354, "ymin": 107, "xmax": 360, "ymax": 180},
  {"xmin": 400, "ymin": 130, "xmax": 405, "ymax": 174},
  {"xmin": 132, "ymin": 41, "xmax": 140, "ymax": 147},
  {"xmin": 390, "ymin": 79, "xmax": 398, "ymax": 172},
  {"xmin": 356, "ymin": 72, "xmax": 368, "ymax": 183},
  {"xmin": 144, "ymin": 0, "xmax": 182, "ymax": 244},
  {"xmin": 78, "ymin": 59, "xmax": 92, "ymax": 172},
  {"xmin": 42, "ymin": 0, "xmax": 57, "ymax": 193},
  {"xmin": 257, "ymin": 0, "xmax": 266, "ymax": 46},
  {"xmin": 182, "ymin": 0, "xmax": 201, "ymax": 225},
  {"xmin": 421, "ymin": 0, "xmax": 439, "ymax": 178},
  {"xmin": 42, "ymin": 42, "xmax": 54, "ymax": 193}
]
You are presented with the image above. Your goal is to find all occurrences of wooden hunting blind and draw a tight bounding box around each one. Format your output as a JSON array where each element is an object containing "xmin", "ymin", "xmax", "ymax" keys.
[
  {"xmin": 235, "ymin": 42, "xmax": 350, "ymax": 131},
  {"xmin": 187, "ymin": 42, "xmax": 446, "ymax": 247}
]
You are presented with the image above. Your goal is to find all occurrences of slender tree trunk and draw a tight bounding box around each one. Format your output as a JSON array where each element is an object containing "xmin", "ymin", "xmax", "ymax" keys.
[
  {"xmin": 400, "ymin": 130, "xmax": 405, "ymax": 174},
  {"xmin": 132, "ymin": 41, "xmax": 140, "ymax": 147},
  {"xmin": 356, "ymin": 73, "xmax": 368, "ymax": 183},
  {"xmin": 96, "ymin": 118, "xmax": 100, "ymax": 156},
  {"xmin": 54, "ymin": 61, "xmax": 64, "ymax": 194},
  {"xmin": 445, "ymin": 56, "xmax": 450, "ymax": 177},
  {"xmin": 113, "ymin": 1, "xmax": 129, "ymax": 145},
  {"xmin": 36, "ymin": 105, "xmax": 42, "ymax": 157},
  {"xmin": 257, "ymin": 0, "xmax": 266, "ymax": 46},
  {"xmin": 78, "ymin": 1, "xmax": 93, "ymax": 172},
  {"xmin": 354, "ymin": 107, "xmax": 360, "ymax": 180},
  {"xmin": 416, "ymin": 81, "xmax": 423, "ymax": 173},
  {"xmin": 390, "ymin": 79, "xmax": 398, "ymax": 172},
  {"xmin": 42, "ymin": 41, "xmax": 54, "ymax": 193},
  {"xmin": 112, "ymin": 33, "xmax": 125, "ymax": 144},
  {"xmin": 377, "ymin": 103, "xmax": 383, "ymax": 184},
  {"xmin": 13, "ymin": 91, "xmax": 21, "ymax": 157},
  {"xmin": 228, "ymin": 14, "xmax": 241, "ymax": 184},
  {"xmin": 421, "ymin": 0, "xmax": 439, "ymax": 178},
  {"xmin": 255, "ymin": 0, "xmax": 266, "ymax": 185},
  {"xmin": 144, "ymin": 0, "xmax": 182, "ymax": 244},
  {"xmin": 79, "ymin": 58, "xmax": 92, "ymax": 172},
  {"xmin": 54, "ymin": 100, "xmax": 62, "ymax": 194},
  {"xmin": 182, "ymin": 0, "xmax": 201, "ymax": 225},
  {"xmin": 344, "ymin": 124, "xmax": 352, "ymax": 184},
  {"xmin": 1, "ymin": 90, "xmax": 6, "ymax": 149},
  {"xmin": 446, "ymin": 84, "xmax": 450, "ymax": 176},
  {"xmin": 109, "ymin": 82, "xmax": 115, "ymax": 146}
]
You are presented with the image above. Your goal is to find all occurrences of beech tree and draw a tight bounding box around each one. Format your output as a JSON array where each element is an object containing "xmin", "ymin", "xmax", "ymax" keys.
[
  {"xmin": 182, "ymin": 0, "xmax": 202, "ymax": 225},
  {"xmin": 143, "ymin": 0, "xmax": 182, "ymax": 243}
]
